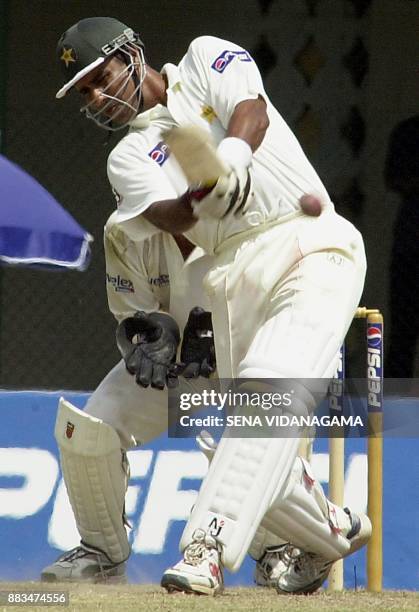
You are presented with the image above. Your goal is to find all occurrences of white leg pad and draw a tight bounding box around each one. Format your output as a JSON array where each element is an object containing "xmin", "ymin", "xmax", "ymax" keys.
[
  {"xmin": 55, "ymin": 398, "xmax": 130, "ymax": 563},
  {"xmin": 261, "ymin": 457, "xmax": 351, "ymax": 561},
  {"xmin": 195, "ymin": 430, "xmax": 287, "ymax": 562},
  {"xmin": 180, "ymin": 435, "xmax": 301, "ymax": 572},
  {"xmin": 248, "ymin": 525, "xmax": 287, "ymax": 560}
]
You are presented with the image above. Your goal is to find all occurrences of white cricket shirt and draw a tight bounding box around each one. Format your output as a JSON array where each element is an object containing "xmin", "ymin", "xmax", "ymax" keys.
[
  {"xmin": 108, "ymin": 36, "xmax": 331, "ymax": 254},
  {"xmin": 104, "ymin": 212, "xmax": 212, "ymax": 331}
]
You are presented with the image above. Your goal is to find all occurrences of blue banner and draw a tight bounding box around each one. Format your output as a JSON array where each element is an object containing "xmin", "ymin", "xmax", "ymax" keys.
[{"xmin": 0, "ymin": 390, "xmax": 416, "ymax": 589}]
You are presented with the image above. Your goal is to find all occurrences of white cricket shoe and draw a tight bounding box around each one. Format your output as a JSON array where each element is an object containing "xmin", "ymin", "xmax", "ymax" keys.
[
  {"xmin": 256, "ymin": 543, "xmax": 332, "ymax": 594},
  {"xmin": 41, "ymin": 544, "xmax": 127, "ymax": 584},
  {"xmin": 161, "ymin": 529, "xmax": 223, "ymax": 596},
  {"xmin": 255, "ymin": 508, "xmax": 372, "ymax": 594}
]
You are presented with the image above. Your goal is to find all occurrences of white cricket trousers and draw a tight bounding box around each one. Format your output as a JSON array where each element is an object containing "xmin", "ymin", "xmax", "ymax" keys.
[{"xmin": 204, "ymin": 208, "xmax": 367, "ymax": 380}]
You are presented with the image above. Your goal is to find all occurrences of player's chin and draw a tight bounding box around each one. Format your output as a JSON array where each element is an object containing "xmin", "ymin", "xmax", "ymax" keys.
[{"xmin": 107, "ymin": 105, "xmax": 136, "ymax": 126}]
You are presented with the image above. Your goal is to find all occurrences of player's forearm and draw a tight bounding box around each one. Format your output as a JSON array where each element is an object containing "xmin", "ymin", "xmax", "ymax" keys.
[
  {"xmin": 225, "ymin": 97, "xmax": 269, "ymax": 152},
  {"xmin": 142, "ymin": 193, "xmax": 198, "ymax": 233}
]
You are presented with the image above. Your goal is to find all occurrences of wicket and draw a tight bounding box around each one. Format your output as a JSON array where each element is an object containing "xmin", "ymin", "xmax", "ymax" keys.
[{"xmin": 327, "ymin": 307, "xmax": 384, "ymax": 592}]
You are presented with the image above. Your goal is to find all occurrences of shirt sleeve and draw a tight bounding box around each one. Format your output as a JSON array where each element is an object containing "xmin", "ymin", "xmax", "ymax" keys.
[
  {"xmin": 107, "ymin": 133, "xmax": 177, "ymax": 238},
  {"xmin": 104, "ymin": 218, "xmax": 160, "ymax": 322},
  {"xmin": 180, "ymin": 36, "xmax": 266, "ymax": 128}
]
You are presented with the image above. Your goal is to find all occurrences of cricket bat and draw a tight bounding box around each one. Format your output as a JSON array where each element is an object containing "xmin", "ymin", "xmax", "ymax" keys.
[{"xmin": 162, "ymin": 125, "xmax": 229, "ymax": 187}]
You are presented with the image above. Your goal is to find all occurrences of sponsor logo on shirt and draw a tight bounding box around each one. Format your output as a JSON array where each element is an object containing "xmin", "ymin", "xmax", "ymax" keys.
[
  {"xmin": 148, "ymin": 274, "xmax": 170, "ymax": 287},
  {"xmin": 148, "ymin": 142, "xmax": 170, "ymax": 166},
  {"xmin": 106, "ymin": 273, "xmax": 135, "ymax": 293},
  {"xmin": 211, "ymin": 49, "xmax": 252, "ymax": 73}
]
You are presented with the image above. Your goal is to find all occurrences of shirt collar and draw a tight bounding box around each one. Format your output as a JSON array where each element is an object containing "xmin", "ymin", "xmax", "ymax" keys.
[
  {"xmin": 128, "ymin": 63, "xmax": 182, "ymax": 130},
  {"xmin": 128, "ymin": 103, "xmax": 170, "ymax": 129},
  {"xmin": 161, "ymin": 62, "xmax": 182, "ymax": 92}
]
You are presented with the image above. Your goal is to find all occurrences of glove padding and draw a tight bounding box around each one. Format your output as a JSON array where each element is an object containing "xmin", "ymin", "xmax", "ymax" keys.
[
  {"xmin": 189, "ymin": 166, "xmax": 253, "ymax": 220},
  {"xmin": 116, "ymin": 311, "xmax": 180, "ymax": 389},
  {"xmin": 178, "ymin": 307, "xmax": 216, "ymax": 378}
]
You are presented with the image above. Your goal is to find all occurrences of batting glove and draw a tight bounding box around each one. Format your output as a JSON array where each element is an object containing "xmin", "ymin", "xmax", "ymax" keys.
[
  {"xmin": 189, "ymin": 137, "xmax": 254, "ymax": 220},
  {"xmin": 189, "ymin": 167, "xmax": 253, "ymax": 220},
  {"xmin": 116, "ymin": 311, "xmax": 180, "ymax": 389},
  {"xmin": 177, "ymin": 307, "xmax": 216, "ymax": 378}
]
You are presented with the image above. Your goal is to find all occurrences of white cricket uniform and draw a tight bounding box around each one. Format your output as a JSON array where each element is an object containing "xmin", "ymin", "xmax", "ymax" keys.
[
  {"xmin": 107, "ymin": 35, "xmax": 367, "ymax": 379},
  {"xmin": 84, "ymin": 212, "xmax": 215, "ymax": 449},
  {"xmin": 60, "ymin": 211, "xmax": 353, "ymax": 569},
  {"xmin": 94, "ymin": 36, "xmax": 368, "ymax": 568}
]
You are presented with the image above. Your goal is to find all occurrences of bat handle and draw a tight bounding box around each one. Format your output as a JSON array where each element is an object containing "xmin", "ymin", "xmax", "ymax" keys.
[{"xmin": 188, "ymin": 185, "xmax": 216, "ymax": 201}]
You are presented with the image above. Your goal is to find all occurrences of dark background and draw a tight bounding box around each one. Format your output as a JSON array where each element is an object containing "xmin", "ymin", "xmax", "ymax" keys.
[{"xmin": 0, "ymin": 0, "xmax": 418, "ymax": 389}]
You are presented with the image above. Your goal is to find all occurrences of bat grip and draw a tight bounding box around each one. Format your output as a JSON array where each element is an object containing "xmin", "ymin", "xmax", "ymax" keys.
[{"xmin": 188, "ymin": 185, "xmax": 215, "ymax": 201}]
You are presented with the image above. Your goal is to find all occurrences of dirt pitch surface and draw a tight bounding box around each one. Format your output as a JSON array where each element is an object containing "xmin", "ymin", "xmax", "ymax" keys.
[{"xmin": 0, "ymin": 583, "xmax": 417, "ymax": 612}]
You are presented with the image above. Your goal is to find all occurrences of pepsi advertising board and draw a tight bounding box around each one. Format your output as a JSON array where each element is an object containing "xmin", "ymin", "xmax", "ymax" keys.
[{"xmin": 0, "ymin": 390, "xmax": 417, "ymax": 589}]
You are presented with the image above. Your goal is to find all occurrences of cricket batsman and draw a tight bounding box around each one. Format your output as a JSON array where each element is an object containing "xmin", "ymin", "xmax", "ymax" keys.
[{"xmin": 43, "ymin": 17, "xmax": 372, "ymax": 595}]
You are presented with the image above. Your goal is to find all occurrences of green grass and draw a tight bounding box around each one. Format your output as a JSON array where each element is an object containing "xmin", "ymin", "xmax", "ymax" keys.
[{"xmin": 0, "ymin": 583, "xmax": 417, "ymax": 612}]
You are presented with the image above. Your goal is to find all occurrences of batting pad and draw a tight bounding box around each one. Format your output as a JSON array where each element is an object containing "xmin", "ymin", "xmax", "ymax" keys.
[
  {"xmin": 261, "ymin": 457, "xmax": 351, "ymax": 561},
  {"xmin": 55, "ymin": 398, "xmax": 130, "ymax": 563},
  {"xmin": 247, "ymin": 525, "xmax": 287, "ymax": 561},
  {"xmin": 195, "ymin": 429, "xmax": 287, "ymax": 562},
  {"xmin": 180, "ymin": 435, "xmax": 300, "ymax": 572}
]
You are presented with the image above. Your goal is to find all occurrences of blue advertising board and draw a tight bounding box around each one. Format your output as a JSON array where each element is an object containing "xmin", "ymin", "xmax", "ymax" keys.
[{"xmin": 0, "ymin": 390, "xmax": 417, "ymax": 589}]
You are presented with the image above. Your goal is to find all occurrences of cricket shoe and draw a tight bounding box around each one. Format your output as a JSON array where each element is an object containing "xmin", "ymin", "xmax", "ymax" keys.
[
  {"xmin": 41, "ymin": 543, "xmax": 127, "ymax": 583},
  {"xmin": 256, "ymin": 543, "xmax": 333, "ymax": 594},
  {"xmin": 255, "ymin": 544, "xmax": 309, "ymax": 589},
  {"xmin": 161, "ymin": 529, "xmax": 223, "ymax": 596},
  {"xmin": 257, "ymin": 508, "xmax": 371, "ymax": 594}
]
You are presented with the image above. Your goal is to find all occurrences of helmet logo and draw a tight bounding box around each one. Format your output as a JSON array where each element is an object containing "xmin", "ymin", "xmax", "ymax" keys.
[
  {"xmin": 101, "ymin": 28, "xmax": 136, "ymax": 56},
  {"xmin": 60, "ymin": 47, "xmax": 76, "ymax": 68}
]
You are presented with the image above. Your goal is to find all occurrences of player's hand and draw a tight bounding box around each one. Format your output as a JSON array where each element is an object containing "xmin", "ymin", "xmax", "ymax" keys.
[
  {"xmin": 116, "ymin": 311, "xmax": 180, "ymax": 390},
  {"xmin": 189, "ymin": 166, "xmax": 253, "ymax": 220},
  {"xmin": 177, "ymin": 307, "xmax": 216, "ymax": 378}
]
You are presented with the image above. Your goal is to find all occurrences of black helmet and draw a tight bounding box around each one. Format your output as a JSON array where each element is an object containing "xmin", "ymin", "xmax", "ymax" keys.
[{"xmin": 56, "ymin": 17, "xmax": 144, "ymax": 99}]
